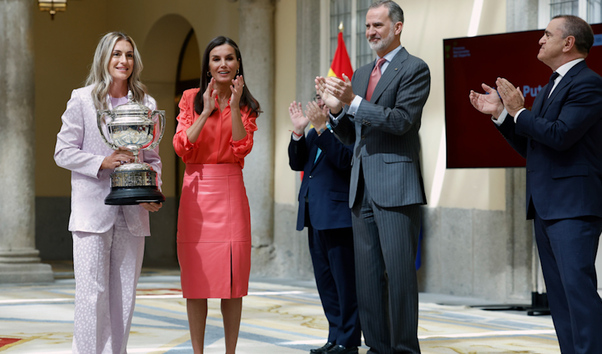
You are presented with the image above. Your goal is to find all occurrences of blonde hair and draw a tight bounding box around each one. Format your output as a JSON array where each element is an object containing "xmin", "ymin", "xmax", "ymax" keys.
[{"xmin": 85, "ymin": 32, "xmax": 147, "ymax": 110}]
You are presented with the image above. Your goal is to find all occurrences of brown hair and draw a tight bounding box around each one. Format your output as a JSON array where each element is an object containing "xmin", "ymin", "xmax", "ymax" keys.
[{"xmin": 193, "ymin": 36, "xmax": 261, "ymax": 117}]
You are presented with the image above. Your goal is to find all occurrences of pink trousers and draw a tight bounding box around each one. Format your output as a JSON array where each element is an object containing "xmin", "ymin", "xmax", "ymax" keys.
[{"xmin": 72, "ymin": 209, "xmax": 145, "ymax": 354}]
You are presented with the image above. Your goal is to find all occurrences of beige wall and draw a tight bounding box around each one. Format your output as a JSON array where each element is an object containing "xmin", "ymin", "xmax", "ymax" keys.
[
  {"xmin": 274, "ymin": 0, "xmax": 299, "ymax": 206},
  {"xmin": 399, "ymin": 0, "xmax": 507, "ymax": 211},
  {"xmin": 34, "ymin": 1, "xmax": 108, "ymax": 197}
]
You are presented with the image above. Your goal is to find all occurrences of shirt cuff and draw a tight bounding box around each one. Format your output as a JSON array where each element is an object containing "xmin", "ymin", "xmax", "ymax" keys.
[
  {"xmin": 329, "ymin": 109, "xmax": 345, "ymax": 121},
  {"xmin": 514, "ymin": 108, "xmax": 526, "ymax": 123},
  {"xmin": 347, "ymin": 95, "xmax": 363, "ymax": 116},
  {"xmin": 492, "ymin": 109, "xmax": 508, "ymax": 126},
  {"xmin": 291, "ymin": 131, "xmax": 303, "ymax": 141}
]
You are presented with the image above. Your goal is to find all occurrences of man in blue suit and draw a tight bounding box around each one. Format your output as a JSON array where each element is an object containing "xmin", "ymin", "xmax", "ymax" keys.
[
  {"xmin": 470, "ymin": 15, "xmax": 602, "ymax": 354},
  {"xmin": 288, "ymin": 95, "xmax": 361, "ymax": 354},
  {"xmin": 316, "ymin": 1, "xmax": 430, "ymax": 353}
]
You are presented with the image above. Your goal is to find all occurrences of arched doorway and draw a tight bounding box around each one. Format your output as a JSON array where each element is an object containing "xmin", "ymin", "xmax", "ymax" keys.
[
  {"xmin": 141, "ymin": 15, "xmax": 200, "ymax": 267},
  {"xmin": 174, "ymin": 29, "xmax": 201, "ymax": 197}
]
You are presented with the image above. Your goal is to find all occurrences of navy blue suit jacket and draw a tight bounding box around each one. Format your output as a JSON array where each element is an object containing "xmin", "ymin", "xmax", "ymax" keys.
[
  {"xmin": 288, "ymin": 129, "xmax": 354, "ymax": 231},
  {"xmin": 497, "ymin": 60, "xmax": 602, "ymax": 220}
]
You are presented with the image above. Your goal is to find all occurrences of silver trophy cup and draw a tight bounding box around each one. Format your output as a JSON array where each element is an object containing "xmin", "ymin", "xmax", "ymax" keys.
[{"xmin": 97, "ymin": 91, "xmax": 166, "ymax": 205}]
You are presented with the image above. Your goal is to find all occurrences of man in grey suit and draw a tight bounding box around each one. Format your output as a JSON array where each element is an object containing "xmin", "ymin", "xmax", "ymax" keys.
[{"xmin": 316, "ymin": 1, "xmax": 430, "ymax": 353}]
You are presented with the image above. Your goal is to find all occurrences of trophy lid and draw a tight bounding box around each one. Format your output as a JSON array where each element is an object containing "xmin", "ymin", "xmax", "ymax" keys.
[{"xmin": 110, "ymin": 91, "xmax": 152, "ymax": 122}]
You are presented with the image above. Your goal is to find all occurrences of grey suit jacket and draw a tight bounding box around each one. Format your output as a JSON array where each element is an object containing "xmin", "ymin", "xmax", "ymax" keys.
[{"xmin": 331, "ymin": 47, "xmax": 430, "ymax": 208}]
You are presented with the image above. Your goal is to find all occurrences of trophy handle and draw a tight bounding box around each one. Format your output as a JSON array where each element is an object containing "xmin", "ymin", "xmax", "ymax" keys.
[
  {"xmin": 144, "ymin": 110, "xmax": 166, "ymax": 151},
  {"xmin": 97, "ymin": 110, "xmax": 119, "ymax": 149}
]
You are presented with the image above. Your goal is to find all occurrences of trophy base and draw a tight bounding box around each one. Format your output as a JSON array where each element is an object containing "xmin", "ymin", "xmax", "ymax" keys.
[
  {"xmin": 104, "ymin": 186, "xmax": 166, "ymax": 205},
  {"xmin": 106, "ymin": 167, "xmax": 164, "ymax": 205}
]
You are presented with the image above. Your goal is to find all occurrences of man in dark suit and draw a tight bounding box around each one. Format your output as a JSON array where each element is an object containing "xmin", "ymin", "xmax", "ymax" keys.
[
  {"xmin": 470, "ymin": 15, "xmax": 602, "ymax": 354},
  {"xmin": 316, "ymin": 1, "xmax": 430, "ymax": 353},
  {"xmin": 288, "ymin": 95, "xmax": 361, "ymax": 354}
]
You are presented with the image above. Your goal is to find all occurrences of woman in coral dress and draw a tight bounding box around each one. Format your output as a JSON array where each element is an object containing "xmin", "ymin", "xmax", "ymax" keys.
[{"xmin": 173, "ymin": 36, "xmax": 260, "ymax": 354}]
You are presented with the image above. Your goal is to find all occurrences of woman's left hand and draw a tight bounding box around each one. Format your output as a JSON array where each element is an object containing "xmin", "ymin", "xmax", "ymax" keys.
[
  {"xmin": 230, "ymin": 75, "xmax": 245, "ymax": 107},
  {"xmin": 140, "ymin": 202, "xmax": 162, "ymax": 212},
  {"xmin": 202, "ymin": 78, "xmax": 217, "ymax": 115}
]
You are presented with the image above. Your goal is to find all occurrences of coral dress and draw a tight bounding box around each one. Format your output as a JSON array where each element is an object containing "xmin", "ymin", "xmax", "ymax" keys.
[{"xmin": 173, "ymin": 88, "xmax": 257, "ymax": 299}]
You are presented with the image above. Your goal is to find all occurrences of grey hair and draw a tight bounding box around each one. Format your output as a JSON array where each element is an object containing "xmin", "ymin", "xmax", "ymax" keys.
[
  {"xmin": 85, "ymin": 32, "xmax": 147, "ymax": 110},
  {"xmin": 552, "ymin": 15, "xmax": 594, "ymax": 55},
  {"xmin": 369, "ymin": 0, "xmax": 404, "ymax": 24}
]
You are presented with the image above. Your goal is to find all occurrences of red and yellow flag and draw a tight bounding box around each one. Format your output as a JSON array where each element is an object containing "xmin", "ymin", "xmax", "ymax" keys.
[{"xmin": 328, "ymin": 31, "xmax": 353, "ymax": 79}]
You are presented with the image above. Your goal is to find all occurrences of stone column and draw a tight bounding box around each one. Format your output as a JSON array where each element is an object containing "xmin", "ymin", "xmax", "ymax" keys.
[
  {"xmin": 296, "ymin": 0, "xmax": 322, "ymax": 104},
  {"xmin": 0, "ymin": 0, "xmax": 54, "ymax": 283},
  {"xmin": 238, "ymin": 0, "xmax": 275, "ymax": 260},
  {"xmin": 507, "ymin": 0, "xmax": 539, "ymax": 31},
  {"xmin": 504, "ymin": 0, "xmax": 539, "ymax": 301}
]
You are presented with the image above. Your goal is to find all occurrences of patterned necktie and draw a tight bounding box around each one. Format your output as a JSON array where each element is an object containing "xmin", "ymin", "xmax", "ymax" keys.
[
  {"xmin": 542, "ymin": 72, "xmax": 560, "ymax": 103},
  {"xmin": 365, "ymin": 57, "xmax": 387, "ymax": 101}
]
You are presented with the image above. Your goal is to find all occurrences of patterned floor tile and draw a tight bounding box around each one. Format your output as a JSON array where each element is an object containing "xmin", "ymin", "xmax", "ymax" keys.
[{"xmin": 0, "ymin": 271, "xmax": 560, "ymax": 353}]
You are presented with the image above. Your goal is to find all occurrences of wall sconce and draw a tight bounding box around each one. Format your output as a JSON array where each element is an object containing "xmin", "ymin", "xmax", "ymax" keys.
[{"xmin": 38, "ymin": 0, "xmax": 67, "ymax": 20}]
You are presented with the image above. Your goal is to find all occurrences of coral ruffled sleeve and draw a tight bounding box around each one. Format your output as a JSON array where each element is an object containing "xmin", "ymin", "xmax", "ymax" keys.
[
  {"xmin": 173, "ymin": 89, "xmax": 199, "ymax": 158},
  {"xmin": 231, "ymin": 108, "xmax": 258, "ymax": 159}
]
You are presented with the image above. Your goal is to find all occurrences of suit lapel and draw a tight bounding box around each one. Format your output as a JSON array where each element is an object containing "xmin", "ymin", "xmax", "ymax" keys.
[
  {"xmin": 540, "ymin": 61, "xmax": 586, "ymax": 115},
  {"xmin": 355, "ymin": 65, "xmax": 372, "ymax": 100}
]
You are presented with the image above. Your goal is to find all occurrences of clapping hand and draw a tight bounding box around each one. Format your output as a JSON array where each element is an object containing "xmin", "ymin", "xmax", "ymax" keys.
[
  {"xmin": 230, "ymin": 75, "xmax": 245, "ymax": 108},
  {"xmin": 315, "ymin": 76, "xmax": 343, "ymax": 113},
  {"xmin": 496, "ymin": 77, "xmax": 524, "ymax": 117},
  {"xmin": 324, "ymin": 74, "xmax": 354, "ymax": 106},
  {"xmin": 289, "ymin": 101, "xmax": 309, "ymax": 136},
  {"xmin": 305, "ymin": 101, "xmax": 328, "ymax": 132},
  {"xmin": 202, "ymin": 78, "xmax": 217, "ymax": 114},
  {"xmin": 469, "ymin": 83, "xmax": 504, "ymax": 119}
]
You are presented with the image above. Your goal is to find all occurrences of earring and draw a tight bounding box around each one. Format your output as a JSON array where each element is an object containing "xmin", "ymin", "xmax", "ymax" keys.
[
  {"xmin": 236, "ymin": 69, "xmax": 240, "ymax": 76},
  {"xmin": 207, "ymin": 71, "xmax": 211, "ymax": 77}
]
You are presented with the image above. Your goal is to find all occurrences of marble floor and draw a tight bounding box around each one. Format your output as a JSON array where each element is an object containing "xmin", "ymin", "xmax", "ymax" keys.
[{"xmin": 0, "ymin": 264, "xmax": 561, "ymax": 353}]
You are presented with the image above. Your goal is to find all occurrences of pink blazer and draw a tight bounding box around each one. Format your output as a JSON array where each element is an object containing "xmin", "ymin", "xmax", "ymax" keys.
[{"xmin": 54, "ymin": 85, "xmax": 162, "ymax": 236}]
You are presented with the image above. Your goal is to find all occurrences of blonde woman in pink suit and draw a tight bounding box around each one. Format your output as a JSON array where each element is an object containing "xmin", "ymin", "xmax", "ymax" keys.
[
  {"xmin": 173, "ymin": 36, "xmax": 260, "ymax": 354},
  {"xmin": 54, "ymin": 32, "xmax": 162, "ymax": 354}
]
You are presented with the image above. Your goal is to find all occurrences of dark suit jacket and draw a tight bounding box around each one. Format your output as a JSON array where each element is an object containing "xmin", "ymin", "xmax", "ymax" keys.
[
  {"xmin": 497, "ymin": 60, "xmax": 602, "ymax": 220},
  {"xmin": 288, "ymin": 129, "xmax": 353, "ymax": 231},
  {"xmin": 330, "ymin": 47, "xmax": 430, "ymax": 208}
]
